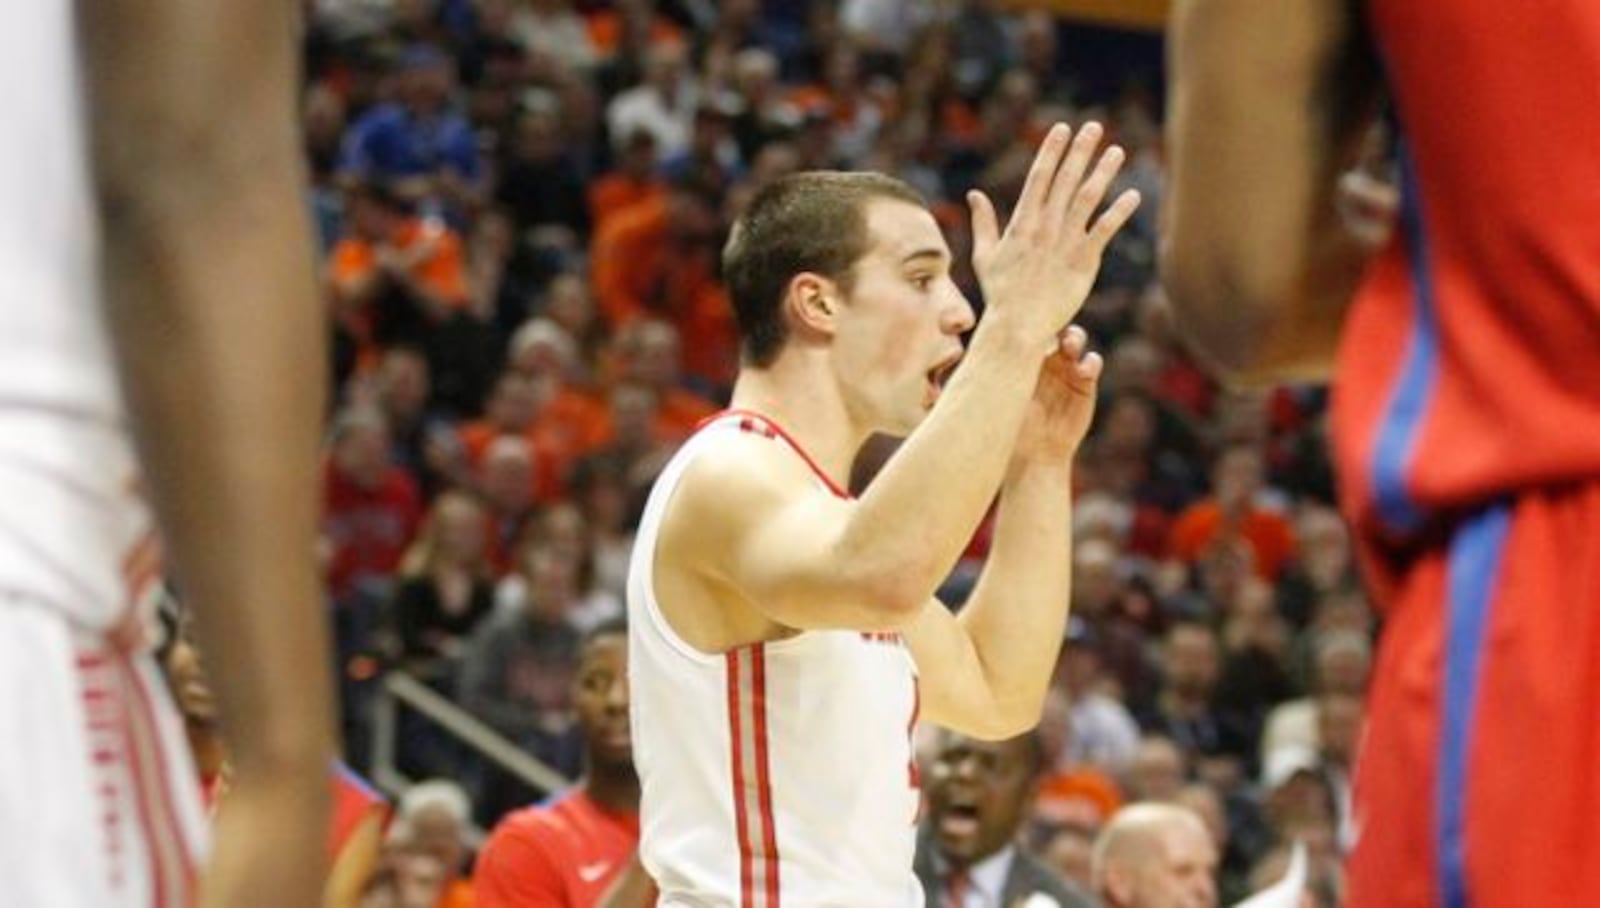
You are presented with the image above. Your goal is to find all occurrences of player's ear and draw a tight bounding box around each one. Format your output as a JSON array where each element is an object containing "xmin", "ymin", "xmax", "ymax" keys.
[{"xmin": 786, "ymin": 272, "xmax": 840, "ymax": 339}]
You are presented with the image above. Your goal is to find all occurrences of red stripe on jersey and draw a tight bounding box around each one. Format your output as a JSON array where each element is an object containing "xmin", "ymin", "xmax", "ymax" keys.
[
  {"xmin": 125, "ymin": 657, "xmax": 198, "ymax": 905},
  {"xmin": 712, "ymin": 409, "xmax": 852, "ymax": 500},
  {"xmin": 750, "ymin": 645, "xmax": 781, "ymax": 906},
  {"xmin": 115, "ymin": 665, "xmax": 169, "ymax": 906},
  {"xmin": 726, "ymin": 649, "xmax": 756, "ymax": 907}
]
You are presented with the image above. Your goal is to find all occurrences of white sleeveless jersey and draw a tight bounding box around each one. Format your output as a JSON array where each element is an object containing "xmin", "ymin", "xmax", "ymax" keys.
[
  {"xmin": 628, "ymin": 412, "xmax": 925, "ymax": 907},
  {"xmin": 0, "ymin": 2, "xmax": 158, "ymax": 632}
]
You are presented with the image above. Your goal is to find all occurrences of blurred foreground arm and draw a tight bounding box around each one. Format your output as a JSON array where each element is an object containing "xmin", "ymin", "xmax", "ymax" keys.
[
  {"xmin": 78, "ymin": 2, "xmax": 333, "ymax": 906},
  {"xmin": 1161, "ymin": 0, "xmax": 1381, "ymax": 384}
]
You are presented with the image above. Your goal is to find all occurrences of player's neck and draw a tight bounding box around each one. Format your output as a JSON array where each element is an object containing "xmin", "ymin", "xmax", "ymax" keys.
[
  {"xmin": 584, "ymin": 763, "xmax": 641, "ymax": 814},
  {"xmin": 729, "ymin": 361, "xmax": 866, "ymax": 493}
]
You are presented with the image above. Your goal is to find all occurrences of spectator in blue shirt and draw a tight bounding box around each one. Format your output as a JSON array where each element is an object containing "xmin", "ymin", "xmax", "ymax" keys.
[{"xmin": 341, "ymin": 44, "xmax": 484, "ymax": 219}]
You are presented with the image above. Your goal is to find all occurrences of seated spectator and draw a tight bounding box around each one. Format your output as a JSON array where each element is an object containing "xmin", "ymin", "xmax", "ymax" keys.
[
  {"xmin": 495, "ymin": 105, "xmax": 590, "ymax": 239},
  {"xmin": 508, "ymin": 0, "xmax": 596, "ymax": 75},
  {"xmin": 1137, "ymin": 621, "xmax": 1255, "ymax": 780},
  {"xmin": 606, "ymin": 40, "xmax": 698, "ymax": 159},
  {"xmin": 1274, "ymin": 505, "xmax": 1360, "ymax": 628},
  {"xmin": 328, "ymin": 181, "xmax": 472, "ymax": 367},
  {"xmin": 476, "ymin": 435, "xmax": 541, "ymax": 575},
  {"xmin": 497, "ymin": 504, "xmax": 621, "ymax": 634},
  {"xmin": 568, "ymin": 455, "xmax": 639, "ymax": 600},
  {"xmin": 459, "ymin": 544, "xmax": 584, "ymax": 775},
  {"xmin": 476, "ymin": 620, "xmax": 644, "ymax": 906},
  {"xmin": 589, "ymin": 176, "xmax": 735, "ymax": 392},
  {"xmin": 371, "ymin": 345, "xmax": 466, "ymax": 496},
  {"xmin": 539, "ymin": 273, "xmax": 608, "ymax": 372},
  {"xmin": 590, "ymin": 129, "xmax": 668, "ymax": 234},
  {"xmin": 323, "ymin": 408, "xmax": 424, "ymax": 605},
  {"xmin": 390, "ymin": 780, "xmax": 475, "ymax": 908},
  {"xmin": 1126, "ymin": 735, "xmax": 1190, "ymax": 804},
  {"xmin": 916, "ymin": 728, "xmax": 1095, "ymax": 908},
  {"xmin": 1054, "ymin": 618, "xmax": 1142, "ymax": 775},
  {"xmin": 661, "ymin": 100, "xmax": 743, "ymax": 191},
  {"xmin": 391, "ymin": 490, "xmax": 495, "ymax": 683},
  {"xmin": 1040, "ymin": 826, "xmax": 1098, "ymax": 894},
  {"xmin": 604, "ymin": 318, "xmax": 719, "ymax": 440},
  {"xmin": 1167, "ymin": 444, "xmax": 1296, "ymax": 581},
  {"xmin": 1092, "ymin": 802, "xmax": 1219, "ymax": 908},
  {"xmin": 1069, "ymin": 540, "xmax": 1158, "ymax": 705},
  {"xmin": 338, "ymin": 44, "xmax": 483, "ymax": 215},
  {"xmin": 1260, "ymin": 629, "xmax": 1371, "ymax": 772}
]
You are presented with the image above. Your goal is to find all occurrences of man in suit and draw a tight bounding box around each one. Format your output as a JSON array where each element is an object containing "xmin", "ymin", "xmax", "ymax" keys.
[{"xmin": 916, "ymin": 728, "xmax": 1097, "ymax": 908}]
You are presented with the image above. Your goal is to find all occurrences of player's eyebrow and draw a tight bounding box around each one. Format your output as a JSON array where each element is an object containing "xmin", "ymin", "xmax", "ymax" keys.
[{"xmin": 901, "ymin": 248, "xmax": 947, "ymax": 266}]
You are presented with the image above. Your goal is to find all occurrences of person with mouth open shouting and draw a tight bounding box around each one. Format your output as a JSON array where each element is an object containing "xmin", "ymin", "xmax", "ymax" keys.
[
  {"xmin": 626, "ymin": 121, "xmax": 1140, "ymax": 905},
  {"xmin": 915, "ymin": 729, "xmax": 1095, "ymax": 908}
]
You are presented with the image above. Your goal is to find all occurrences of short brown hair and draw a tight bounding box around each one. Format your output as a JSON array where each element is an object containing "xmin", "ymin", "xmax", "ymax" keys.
[{"xmin": 722, "ymin": 171, "xmax": 925, "ymax": 366}]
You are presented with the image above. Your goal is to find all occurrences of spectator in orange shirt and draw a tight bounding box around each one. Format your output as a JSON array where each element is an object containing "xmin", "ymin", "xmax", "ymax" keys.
[
  {"xmin": 507, "ymin": 318, "xmax": 609, "ymax": 470},
  {"xmin": 1167, "ymin": 444, "xmax": 1296, "ymax": 581},
  {"xmin": 329, "ymin": 181, "xmax": 472, "ymax": 365},
  {"xmin": 476, "ymin": 620, "xmax": 647, "ymax": 907},
  {"xmin": 606, "ymin": 318, "xmax": 718, "ymax": 441},
  {"xmin": 589, "ymin": 129, "xmax": 666, "ymax": 235},
  {"xmin": 589, "ymin": 177, "xmax": 736, "ymax": 391}
]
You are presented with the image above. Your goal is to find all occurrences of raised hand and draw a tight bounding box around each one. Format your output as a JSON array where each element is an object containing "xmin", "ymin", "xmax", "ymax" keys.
[
  {"xmin": 968, "ymin": 122, "xmax": 1141, "ymax": 350},
  {"xmin": 1012, "ymin": 324, "xmax": 1104, "ymax": 469}
]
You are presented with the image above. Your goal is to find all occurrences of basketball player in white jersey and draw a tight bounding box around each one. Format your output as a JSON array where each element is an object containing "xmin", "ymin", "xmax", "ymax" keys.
[
  {"xmin": 0, "ymin": 3, "xmax": 332, "ymax": 906},
  {"xmin": 628, "ymin": 123, "xmax": 1140, "ymax": 904}
]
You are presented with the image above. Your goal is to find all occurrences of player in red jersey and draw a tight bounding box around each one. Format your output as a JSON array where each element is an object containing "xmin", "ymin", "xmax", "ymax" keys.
[
  {"xmin": 1164, "ymin": 1, "xmax": 1600, "ymax": 905},
  {"xmin": 476, "ymin": 619, "xmax": 649, "ymax": 907}
]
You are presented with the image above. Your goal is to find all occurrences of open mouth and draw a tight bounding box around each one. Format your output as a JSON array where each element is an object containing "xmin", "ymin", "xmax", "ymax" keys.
[
  {"xmin": 924, "ymin": 351, "xmax": 964, "ymax": 403},
  {"xmin": 937, "ymin": 802, "xmax": 982, "ymax": 839}
]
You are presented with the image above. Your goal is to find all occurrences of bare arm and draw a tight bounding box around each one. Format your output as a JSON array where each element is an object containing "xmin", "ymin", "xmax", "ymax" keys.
[
  {"xmin": 1161, "ymin": 0, "xmax": 1381, "ymax": 384},
  {"xmin": 78, "ymin": 2, "xmax": 332, "ymax": 906},
  {"xmin": 672, "ymin": 125, "xmax": 1139, "ymax": 632},
  {"xmin": 907, "ymin": 328, "xmax": 1100, "ymax": 739},
  {"xmin": 904, "ymin": 467, "xmax": 1075, "ymax": 739}
]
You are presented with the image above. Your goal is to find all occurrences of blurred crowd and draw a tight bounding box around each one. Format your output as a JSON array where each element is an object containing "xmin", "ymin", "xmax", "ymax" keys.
[{"xmin": 170, "ymin": 0, "xmax": 1376, "ymax": 904}]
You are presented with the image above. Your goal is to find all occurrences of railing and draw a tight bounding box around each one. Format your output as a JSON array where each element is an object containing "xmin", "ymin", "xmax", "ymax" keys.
[{"xmin": 369, "ymin": 670, "xmax": 572, "ymax": 809}]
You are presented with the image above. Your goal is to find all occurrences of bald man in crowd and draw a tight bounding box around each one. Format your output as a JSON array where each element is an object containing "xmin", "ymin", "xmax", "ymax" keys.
[{"xmin": 1093, "ymin": 802, "xmax": 1218, "ymax": 908}]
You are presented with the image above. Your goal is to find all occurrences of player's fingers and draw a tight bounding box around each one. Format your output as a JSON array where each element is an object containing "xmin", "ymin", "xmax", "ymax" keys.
[
  {"xmin": 1086, "ymin": 189, "xmax": 1143, "ymax": 254},
  {"xmin": 1060, "ymin": 324, "xmax": 1088, "ymax": 360},
  {"xmin": 1065, "ymin": 144, "xmax": 1126, "ymax": 233},
  {"xmin": 1044, "ymin": 121, "xmax": 1105, "ymax": 229},
  {"xmin": 1075, "ymin": 350, "xmax": 1105, "ymax": 384},
  {"xmin": 1012, "ymin": 124, "xmax": 1072, "ymax": 233},
  {"xmin": 967, "ymin": 190, "xmax": 1000, "ymax": 263}
]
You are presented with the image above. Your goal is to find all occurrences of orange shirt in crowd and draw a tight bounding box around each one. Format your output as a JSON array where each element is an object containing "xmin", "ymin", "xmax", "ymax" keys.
[
  {"xmin": 329, "ymin": 217, "xmax": 470, "ymax": 369},
  {"xmin": 589, "ymin": 197, "xmax": 736, "ymax": 389},
  {"xmin": 584, "ymin": 11, "xmax": 683, "ymax": 58},
  {"xmin": 588, "ymin": 174, "xmax": 667, "ymax": 235},
  {"xmin": 1166, "ymin": 500, "xmax": 1296, "ymax": 580}
]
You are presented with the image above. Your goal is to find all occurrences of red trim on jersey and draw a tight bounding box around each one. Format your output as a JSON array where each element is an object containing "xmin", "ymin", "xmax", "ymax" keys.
[
  {"xmin": 126, "ymin": 658, "xmax": 199, "ymax": 903},
  {"xmin": 726, "ymin": 649, "xmax": 755, "ymax": 906},
  {"xmin": 750, "ymin": 645, "xmax": 781, "ymax": 906},
  {"xmin": 706, "ymin": 409, "xmax": 853, "ymax": 500},
  {"xmin": 117, "ymin": 664, "xmax": 170, "ymax": 907}
]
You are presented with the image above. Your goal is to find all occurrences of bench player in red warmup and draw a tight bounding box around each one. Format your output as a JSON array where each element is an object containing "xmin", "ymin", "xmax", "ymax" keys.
[
  {"xmin": 1164, "ymin": 1, "xmax": 1600, "ymax": 905},
  {"xmin": 627, "ymin": 125, "xmax": 1140, "ymax": 904}
]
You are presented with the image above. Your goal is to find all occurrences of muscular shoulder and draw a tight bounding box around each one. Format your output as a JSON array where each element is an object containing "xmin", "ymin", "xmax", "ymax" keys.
[{"xmin": 661, "ymin": 428, "xmax": 833, "ymax": 571}]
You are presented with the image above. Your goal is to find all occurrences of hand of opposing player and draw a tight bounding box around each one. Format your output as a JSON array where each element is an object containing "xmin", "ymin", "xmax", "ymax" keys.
[{"xmin": 967, "ymin": 122, "xmax": 1141, "ymax": 350}]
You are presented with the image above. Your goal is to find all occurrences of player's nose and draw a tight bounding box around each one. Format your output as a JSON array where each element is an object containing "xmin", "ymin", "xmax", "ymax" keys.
[{"xmin": 943, "ymin": 289, "xmax": 976, "ymax": 336}]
